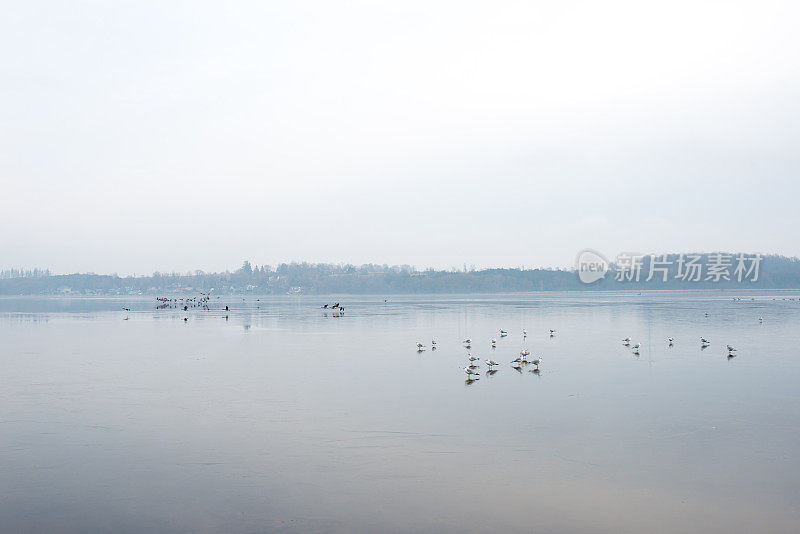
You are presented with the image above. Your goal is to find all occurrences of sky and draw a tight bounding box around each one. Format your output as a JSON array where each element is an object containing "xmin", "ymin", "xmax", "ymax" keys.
[{"xmin": 1, "ymin": 0, "xmax": 798, "ymax": 275}]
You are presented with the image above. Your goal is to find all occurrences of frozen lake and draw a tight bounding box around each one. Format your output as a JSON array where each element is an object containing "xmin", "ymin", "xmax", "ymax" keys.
[{"xmin": 1, "ymin": 292, "xmax": 799, "ymax": 533}]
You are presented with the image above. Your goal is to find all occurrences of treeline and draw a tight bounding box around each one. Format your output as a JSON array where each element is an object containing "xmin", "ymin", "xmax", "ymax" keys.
[
  {"xmin": 1, "ymin": 255, "xmax": 799, "ymax": 295},
  {"xmin": 0, "ymin": 268, "xmax": 52, "ymax": 279}
]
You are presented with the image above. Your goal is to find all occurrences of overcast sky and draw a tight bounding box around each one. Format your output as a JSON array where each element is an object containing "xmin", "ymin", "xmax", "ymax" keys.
[{"xmin": 1, "ymin": 1, "xmax": 798, "ymax": 275}]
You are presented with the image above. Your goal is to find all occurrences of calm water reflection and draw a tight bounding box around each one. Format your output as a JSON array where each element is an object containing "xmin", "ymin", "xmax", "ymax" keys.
[{"xmin": 1, "ymin": 293, "xmax": 799, "ymax": 533}]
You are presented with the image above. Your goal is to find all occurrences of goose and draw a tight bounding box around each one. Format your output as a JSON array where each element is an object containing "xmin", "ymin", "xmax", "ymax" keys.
[
  {"xmin": 523, "ymin": 329, "xmax": 528, "ymax": 337},
  {"xmin": 500, "ymin": 330, "xmax": 508, "ymax": 337},
  {"xmin": 726, "ymin": 345, "xmax": 737, "ymax": 352},
  {"xmin": 532, "ymin": 357, "xmax": 542, "ymax": 367},
  {"xmin": 485, "ymin": 359, "xmax": 499, "ymax": 368},
  {"xmin": 491, "ymin": 339, "xmax": 497, "ymax": 347},
  {"xmin": 464, "ymin": 367, "xmax": 480, "ymax": 379},
  {"xmin": 668, "ymin": 337, "xmax": 674, "ymax": 345},
  {"xmin": 468, "ymin": 354, "xmax": 480, "ymax": 363},
  {"xmin": 700, "ymin": 337, "xmax": 710, "ymax": 345},
  {"xmin": 511, "ymin": 355, "xmax": 522, "ymax": 364}
]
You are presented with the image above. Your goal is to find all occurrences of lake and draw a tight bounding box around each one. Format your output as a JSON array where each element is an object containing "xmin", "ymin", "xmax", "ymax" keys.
[{"xmin": 1, "ymin": 292, "xmax": 799, "ymax": 533}]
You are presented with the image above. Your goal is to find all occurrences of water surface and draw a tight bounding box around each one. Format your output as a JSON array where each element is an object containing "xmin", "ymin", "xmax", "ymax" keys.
[{"xmin": 2, "ymin": 292, "xmax": 799, "ymax": 533}]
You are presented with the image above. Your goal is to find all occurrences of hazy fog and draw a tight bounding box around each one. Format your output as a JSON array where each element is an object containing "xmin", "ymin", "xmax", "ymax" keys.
[{"xmin": 1, "ymin": 1, "xmax": 798, "ymax": 274}]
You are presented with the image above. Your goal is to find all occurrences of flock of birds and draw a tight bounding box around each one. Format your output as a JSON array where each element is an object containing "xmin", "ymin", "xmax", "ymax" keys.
[
  {"xmin": 416, "ymin": 328, "xmax": 553, "ymax": 383},
  {"xmin": 620, "ymin": 315, "xmax": 764, "ymax": 358},
  {"xmin": 621, "ymin": 336, "xmax": 741, "ymax": 357},
  {"xmin": 417, "ymin": 314, "xmax": 764, "ymax": 383},
  {"xmin": 321, "ymin": 302, "xmax": 346, "ymax": 317},
  {"xmin": 155, "ymin": 294, "xmax": 213, "ymax": 311}
]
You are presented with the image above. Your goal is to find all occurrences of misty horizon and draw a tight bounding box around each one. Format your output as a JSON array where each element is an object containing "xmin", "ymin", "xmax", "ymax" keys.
[
  {"xmin": 3, "ymin": 1, "xmax": 800, "ymax": 275},
  {"xmin": 3, "ymin": 250, "xmax": 797, "ymax": 279}
]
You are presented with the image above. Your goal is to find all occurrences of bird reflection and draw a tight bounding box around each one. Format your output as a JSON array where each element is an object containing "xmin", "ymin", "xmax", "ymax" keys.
[
  {"xmin": 465, "ymin": 378, "xmax": 479, "ymax": 386},
  {"xmin": 727, "ymin": 353, "xmax": 737, "ymax": 359},
  {"xmin": 529, "ymin": 368, "xmax": 541, "ymax": 376},
  {"xmin": 511, "ymin": 364, "xmax": 522, "ymax": 374},
  {"xmin": 700, "ymin": 344, "xmax": 709, "ymax": 351}
]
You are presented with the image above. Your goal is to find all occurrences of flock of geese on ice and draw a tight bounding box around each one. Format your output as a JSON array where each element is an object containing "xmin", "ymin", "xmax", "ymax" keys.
[{"xmin": 416, "ymin": 314, "xmax": 764, "ymax": 383}]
